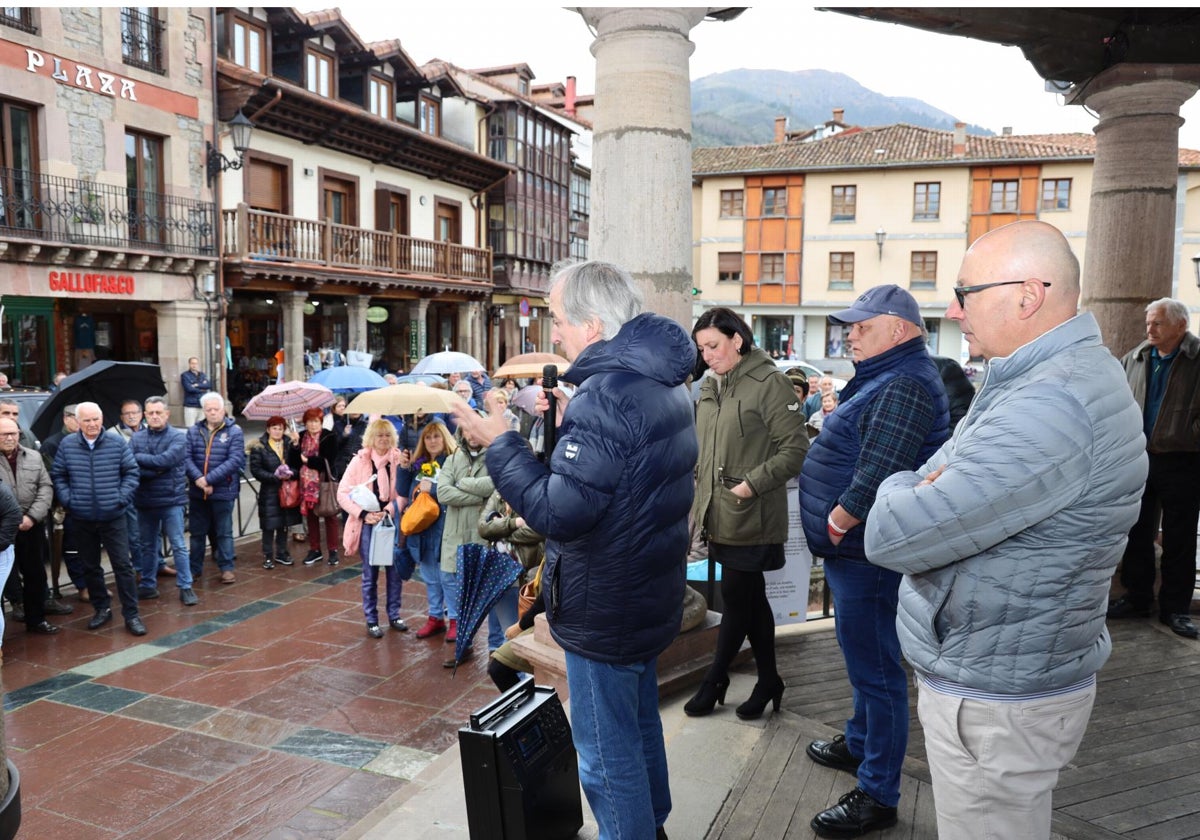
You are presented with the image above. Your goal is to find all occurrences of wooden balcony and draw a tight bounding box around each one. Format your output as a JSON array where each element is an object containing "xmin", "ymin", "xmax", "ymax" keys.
[{"xmin": 221, "ymin": 204, "xmax": 493, "ymax": 296}]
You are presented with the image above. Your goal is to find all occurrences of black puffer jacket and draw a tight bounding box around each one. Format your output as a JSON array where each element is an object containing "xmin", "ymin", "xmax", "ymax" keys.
[{"xmin": 249, "ymin": 434, "xmax": 302, "ymax": 530}]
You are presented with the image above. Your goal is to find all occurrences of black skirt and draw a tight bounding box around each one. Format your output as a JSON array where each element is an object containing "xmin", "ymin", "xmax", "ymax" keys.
[{"xmin": 709, "ymin": 541, "xmax": 785, "ymax": 573}]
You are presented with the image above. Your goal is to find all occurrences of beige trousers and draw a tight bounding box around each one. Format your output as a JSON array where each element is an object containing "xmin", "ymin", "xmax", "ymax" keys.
[{"xmin": 918, "ymin": 678, "xmax": 1095, "ymax": 839}]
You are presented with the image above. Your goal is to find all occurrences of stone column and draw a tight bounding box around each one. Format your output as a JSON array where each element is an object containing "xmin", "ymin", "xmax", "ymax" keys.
[
  {"xmin": 346, "ymin": 295, "xmax": 370, "ymax": 357},
  {"xmin": 1072, "ymin": 65, "xmax": 1200, "ymax": 356},
  {"xmin": 408, "ymin": 299, "xmax": 429, "ymax": 365},
  {"xmin": 577, "ymin": 6, "xmax": 710, "ymax": 327},
  {"xmin": 281, "ymin": 291, "xmax": 306, "ymax": 382},
  {"xmin": 153, "ymin": 299, "xmax": 210, "ymax": 419}
]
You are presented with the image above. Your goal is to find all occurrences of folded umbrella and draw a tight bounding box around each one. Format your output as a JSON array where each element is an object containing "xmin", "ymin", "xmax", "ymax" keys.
[{"xmin": 452, "ymin": 542, "xmax": 523, "ymax": 674}]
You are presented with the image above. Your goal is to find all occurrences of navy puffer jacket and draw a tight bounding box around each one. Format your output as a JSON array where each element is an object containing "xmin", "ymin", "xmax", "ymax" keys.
[
  {"xmin": 800, "ymin": 338, "xmax": 949, "ymax": 561},
  {"xmin": 130, "ymin": 425, "xmax": 189, "ymax": 508},
  {"xmin": 185, "ymin": 417, "xmax": 246, "ymax": 501},
  {"xmin": 51, "ymin": 431, "xmax": 139, "ymax": 520},
  {"xmin": 486, "ymin": 313, "xmax": 698, "ymax": 664}
]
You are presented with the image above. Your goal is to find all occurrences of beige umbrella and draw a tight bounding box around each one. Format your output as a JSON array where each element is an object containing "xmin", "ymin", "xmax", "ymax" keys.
[
  {"xmin": 345, "ymin": 383, "xmax": 467, "ymax": 416},
  {"xmin": 493, "ymin": 352, "xmax": 570, "ymax": 379}
]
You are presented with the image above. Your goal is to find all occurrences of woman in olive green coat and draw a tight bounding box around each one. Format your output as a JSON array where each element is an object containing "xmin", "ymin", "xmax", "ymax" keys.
[{"xmin": 687, "ymin": 307, "xmax": 809, "ymax": 720}]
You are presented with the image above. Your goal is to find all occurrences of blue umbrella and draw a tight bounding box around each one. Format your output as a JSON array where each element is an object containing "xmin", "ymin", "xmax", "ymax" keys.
[
  {"xmin": 453, "ymin": 542, "xmax": 522, "ymax": 673},
  {"xmin": 308, "ymin": 366, "xmax": 388, "ymax": 392}
]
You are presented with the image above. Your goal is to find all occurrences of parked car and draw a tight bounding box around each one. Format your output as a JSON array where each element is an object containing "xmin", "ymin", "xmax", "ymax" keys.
[
  {"xmin": 773, "ymin": 359, "xmax": 849, "ymax": 391},
  {"xmin": 2, "ymin": 388, "xmax": 52, "ymax": 443}
]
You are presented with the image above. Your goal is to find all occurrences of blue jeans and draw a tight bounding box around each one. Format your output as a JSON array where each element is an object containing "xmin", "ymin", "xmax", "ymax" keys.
[
  {"xmin": 440, "ymin": 569, "xmax": 460, "ymax": 621},
  {"xmin": 564, "ymin": 650, "xmax": 670, "ymax": 838},
  {"xmin": 139, "ymin": 506, "xmax": 193, "ymax": 590},
  {"xmin": 417, "ymin": 554, "xmax": 446, "ymax": 620},
  {"xmin": 125, "ymin": 506, "xmax": 144, "ymax": 584},
  {"xmin": 360, "ymin": 522, "xmax": 403, "ymax": 624},
  {"xmin": 189, "ymin": 496, "xmax": 235, "ymax": 577},
  {"xmin": 824, "ymin": 556, "xmax": 908, "ymax": 807},
  {"xmin": 487, "ymin": 585, "xmax": 519, "ymax": 652}
]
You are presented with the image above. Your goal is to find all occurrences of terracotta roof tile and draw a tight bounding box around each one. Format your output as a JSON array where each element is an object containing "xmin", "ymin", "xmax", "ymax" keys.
[{"xmin": 693, "ymin": 124, "xmax": 1200, "ymax": 173}]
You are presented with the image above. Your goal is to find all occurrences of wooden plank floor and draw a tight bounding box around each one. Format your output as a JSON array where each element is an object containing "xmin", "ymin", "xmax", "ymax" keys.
[{"xmin": 708, "ymin": 616, "xmax": 1200, "ymax": 839}]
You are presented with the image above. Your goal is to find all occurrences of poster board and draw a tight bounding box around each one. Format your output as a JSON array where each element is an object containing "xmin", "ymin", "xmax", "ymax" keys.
[{"xmin": 765, "ymin": 476, "xmax": 813, "ymax": 625}]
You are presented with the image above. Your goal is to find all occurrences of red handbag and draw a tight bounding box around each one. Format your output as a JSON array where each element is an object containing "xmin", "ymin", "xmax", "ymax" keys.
[{"xmin": 278, "ymin": 479, "xmax": 301, "ymax": 509}]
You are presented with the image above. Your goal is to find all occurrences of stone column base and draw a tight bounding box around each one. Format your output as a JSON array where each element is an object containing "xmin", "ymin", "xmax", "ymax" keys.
[{"xmin": 508, "ymin": 610, "xmax": 751, "ymax": 702}]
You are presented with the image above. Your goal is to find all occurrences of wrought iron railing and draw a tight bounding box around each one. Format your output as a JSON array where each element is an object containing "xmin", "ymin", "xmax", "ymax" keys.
[
  {"xmin": 221, "ymin": 205, "xmax": 492, "ymax": 282},
  {"xmin": 0, "ymin": 167, "xmax": 215, "ymax": 256},
  {"xmin": 121, "ymin": 7, "xmax": 165, "ymax": 74}
]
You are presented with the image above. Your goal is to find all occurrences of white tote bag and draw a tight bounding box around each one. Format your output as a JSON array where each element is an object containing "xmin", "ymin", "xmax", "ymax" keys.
[{"xmin": 368, "ymin": 513, "xmax": 395, "ymax": 566}]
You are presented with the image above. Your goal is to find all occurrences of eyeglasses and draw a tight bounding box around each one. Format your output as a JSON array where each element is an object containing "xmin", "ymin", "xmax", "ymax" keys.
[
  {"xmin": 0, "ymin": 432, "xmax": 17, "ymax": 438},
  {"xmin": 954, "ymin": 280, "xmax": 1050, "ymax": 308}
]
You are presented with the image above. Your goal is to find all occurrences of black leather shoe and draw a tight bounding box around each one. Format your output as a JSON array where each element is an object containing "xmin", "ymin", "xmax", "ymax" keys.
[
  {"xmin": 1108, "ymin": 596, "xmax": 1152, "ymax": 619},
  {"xmin": 137, "ymin": 588, "xmax": 159, "ymax": 600},
  {"xmin": 389, "ymin": 618, "xmax": 408, "ymax": 632},
  {"xmin": 180, "ymin": 588, "xmax": 198, "ymax": 607},
  {"xmin": 125, "ymin": 617, "xmax": 148, "ymax": 636},
  {"xmin": 87, "ymin": 607, "xmax": 113, "ymax": 630},
  {"xmin": 807, "ymin": 734, "xmax": 863, "ymax": 775},
  {"xmin": 811, "ymin": 788, "xmax": 897, "ymax": 838},
  {"xmin": 1163, "ymin": 614, "xmax": 1199, "ymax": 639},
  {"xmin": 28, "ymin": 620, "xmax": 60, "ymax": 635},
  {"xmin": 43, "ymin": 598, "xmax": 75, "ymax": 616}
]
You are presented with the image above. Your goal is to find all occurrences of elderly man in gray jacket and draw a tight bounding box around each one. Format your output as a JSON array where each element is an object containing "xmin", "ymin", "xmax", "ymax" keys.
[
  {"xmin": 1108, "ymin": 297, "xmax": 1200, "ymax": 637},
  {"xmin": 865, "ymin": 221, "xmax": 1148, "ymax": 839}
]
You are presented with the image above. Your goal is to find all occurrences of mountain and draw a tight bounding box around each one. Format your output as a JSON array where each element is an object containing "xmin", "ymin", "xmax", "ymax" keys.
[{"xmin": 691, "ymin": 68, "xmax": 992, "ymax": 147}]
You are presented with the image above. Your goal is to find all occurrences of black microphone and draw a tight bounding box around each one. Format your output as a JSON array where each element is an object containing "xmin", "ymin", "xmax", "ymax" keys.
[{"xmin": 542, "ymin": 363, "xmax": 558, "ymax": 456}]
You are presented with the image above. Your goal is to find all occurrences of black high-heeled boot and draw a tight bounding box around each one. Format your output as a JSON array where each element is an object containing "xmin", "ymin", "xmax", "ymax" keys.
[
  {"xmin": 735, "ymin": 676, "xmax": 784, "ymax": 720},
  {"xmin": 683, "ymin": 678, "xmax": 730, "ymax": 717}
]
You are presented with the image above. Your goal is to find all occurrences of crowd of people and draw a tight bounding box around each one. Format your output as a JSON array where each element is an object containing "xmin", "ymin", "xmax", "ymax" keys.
[{"xmin": 0, "ymin": 220, "xmax": 1192, "ymax": 839}]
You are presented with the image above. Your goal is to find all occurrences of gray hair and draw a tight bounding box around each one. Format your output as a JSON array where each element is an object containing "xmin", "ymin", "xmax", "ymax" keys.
[
  {"xmin": 75, "ymin": 401, "xmax": 102, "ymax": 420},
  {"xmin": 1146, "ymin": 298, "xmax": 1189, "ymax": 326},
  {"xmin": 144, "ymin": 395, "xmax": 168, "ymax": 409},
  {"xmin": 550, "ymin": 260, "xmax": 643, "ymax": 340},
  {"xmin": 199, "ymin": 391, "xmax": 224, "ymax": 409}
]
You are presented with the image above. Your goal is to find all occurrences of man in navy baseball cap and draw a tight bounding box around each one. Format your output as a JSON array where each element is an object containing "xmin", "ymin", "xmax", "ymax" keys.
[{"xmin": 829, "ymin": 284, "xmax": 924, "ymax": 329}]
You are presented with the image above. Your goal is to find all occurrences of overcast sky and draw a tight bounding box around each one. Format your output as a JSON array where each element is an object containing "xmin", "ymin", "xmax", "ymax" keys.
[{"xmin": 319, "ymin": 4, "xmax": 1200, "ymax": 150}]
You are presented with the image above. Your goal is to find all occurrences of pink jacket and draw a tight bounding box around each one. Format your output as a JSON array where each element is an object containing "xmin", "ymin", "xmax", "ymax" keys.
[{"xmin": 338, "ymin": 447, "xmax": 406, "ymax": 555}]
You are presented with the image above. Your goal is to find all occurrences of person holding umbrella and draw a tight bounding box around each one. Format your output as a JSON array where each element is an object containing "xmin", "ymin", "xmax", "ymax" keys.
[
  {"xmin": 338, "ymin": 418, "xmax": 410, "ymax": 638},
  {"xmin": 248, "ymin": 416, "xmax": 302, "ymax": 569}
]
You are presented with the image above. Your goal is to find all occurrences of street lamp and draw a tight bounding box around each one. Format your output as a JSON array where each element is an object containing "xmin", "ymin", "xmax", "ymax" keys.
[
  {"xmin": 875, "ymin": 226, "xmax": 887, "ymax": 260},
  {"xmin": 206, "ymin": 111, "xmax": 254, "ymax": 185}
]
